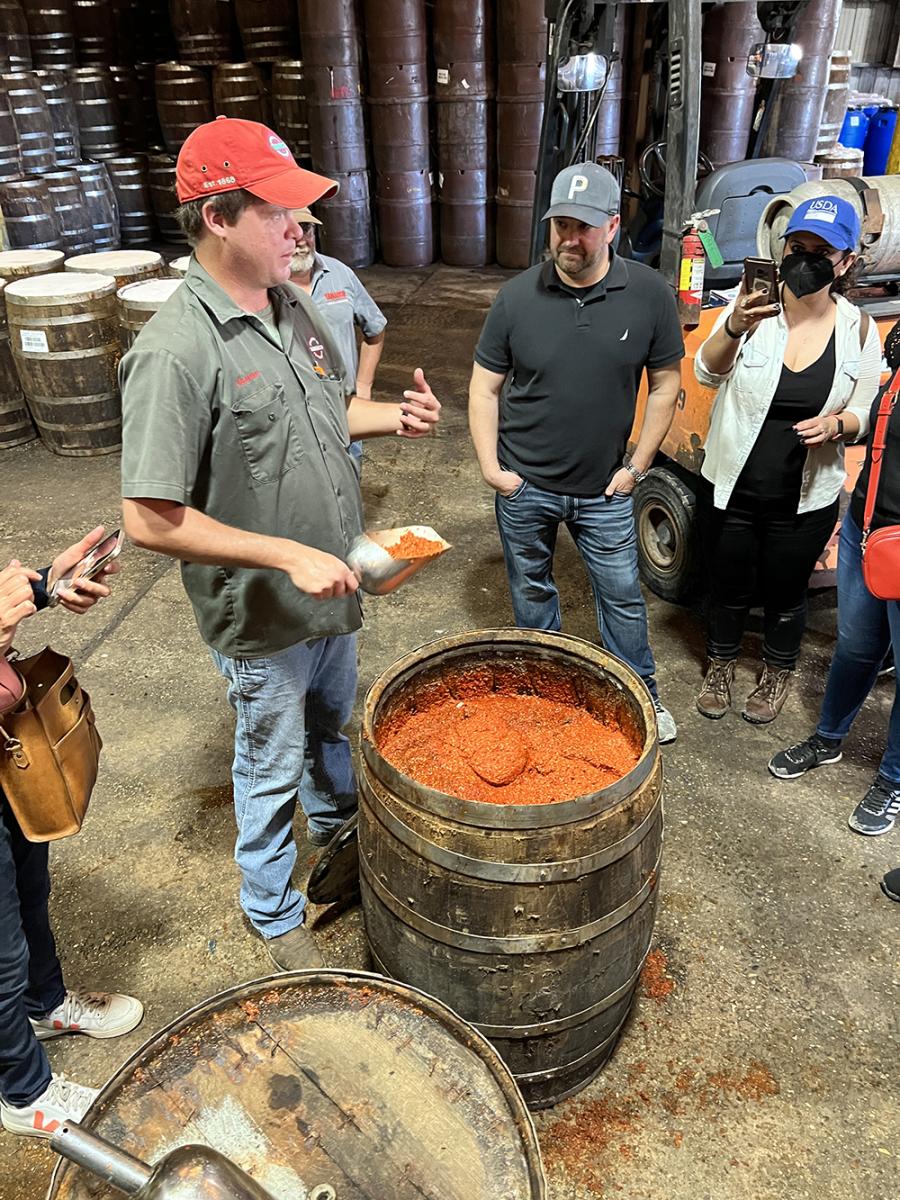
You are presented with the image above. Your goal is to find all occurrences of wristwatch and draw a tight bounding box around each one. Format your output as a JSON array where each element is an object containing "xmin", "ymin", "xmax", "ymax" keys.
[
  {"xmin": 623, "ymin": 453, "xmax": 648, "ymax": 484},
  {"xmin": 831, "ymin": 416, "xmax": 845, "ymax": 441}
]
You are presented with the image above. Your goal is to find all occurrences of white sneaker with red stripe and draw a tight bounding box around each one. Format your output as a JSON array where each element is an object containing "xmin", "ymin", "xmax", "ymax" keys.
[
  {"xmin": 29, "ymin": 988, "xmax": 144, "ymax": 1041},
  {"xmin": 0, "ymin": 1073, "xmax": 98, "ymax": 1139}
]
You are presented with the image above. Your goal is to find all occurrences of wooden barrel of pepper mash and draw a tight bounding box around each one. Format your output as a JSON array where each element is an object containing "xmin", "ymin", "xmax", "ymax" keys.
[
  {"xmin": 0, "ymin": 276, "xmax": 37, "ymax": 448},
  {"xmin": 0, "ymin": 248, "xmax": 63, "ymax": 278},
  {"xmin": 360, "ymin": 629, "xmax": 663, "ymax": 1110},
  {"xmin": 6, "ymin": 269, "xmax": 121, "ymax": 456},
  {"xmin": 64, "ymin": 248, "xmax": 162, "ymax": 290},
  {"xmin": 47, "ymin": 971, "xmax": 547, "ymax": 1200},
  {"xmin": 117, "ymin": 276, "xmax": 180, "ymax": 347}
]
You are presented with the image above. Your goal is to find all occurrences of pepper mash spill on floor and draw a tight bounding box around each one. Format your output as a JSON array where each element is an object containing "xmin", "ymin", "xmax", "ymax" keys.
[{"xmin": 378, "ymin": 667, "xmax": 641, "ymax": 805}]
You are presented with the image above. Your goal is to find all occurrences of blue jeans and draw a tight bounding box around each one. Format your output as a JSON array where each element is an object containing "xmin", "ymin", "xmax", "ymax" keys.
[
  {"xmin": 495, "ymin": 482, "xmax": 659, "ymax": 700},
  {"xmin": 0, "ymin": 794, "xmax": 64, "ymax": 1106},
  {"xmin": 211, "ymin": 634, "xmax": 359, "ymax": 937},
  {"xmin": 817, "ymin": 511, "xmax": 900, "ymax": 783}
]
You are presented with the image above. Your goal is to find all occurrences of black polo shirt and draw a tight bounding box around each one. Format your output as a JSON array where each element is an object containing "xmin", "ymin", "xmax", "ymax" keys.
[{"xmin": 474, "ymin": 253, "xmax": 684, "ymax": 496}]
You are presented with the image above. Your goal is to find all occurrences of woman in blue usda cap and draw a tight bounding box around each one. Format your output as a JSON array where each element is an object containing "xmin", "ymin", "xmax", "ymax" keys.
[{"xmin": 691, "ymin": 193, "xmax": 881, "ymax": 726}]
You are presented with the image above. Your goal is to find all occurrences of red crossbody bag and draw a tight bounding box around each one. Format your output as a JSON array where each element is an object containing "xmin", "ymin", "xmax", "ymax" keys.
[{"xmin": 861, "ymin": 369, "xmax": 900, "ymax": 601}]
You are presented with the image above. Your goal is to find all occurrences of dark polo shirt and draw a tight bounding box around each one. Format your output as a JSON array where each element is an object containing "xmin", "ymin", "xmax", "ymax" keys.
[
  {"xmin": 474, "ymin": 253, "xmax": 684, "ymax": 496},
  {"xmin": 120, "ymin": 259, "xmax": 364, "ymax": 660}
]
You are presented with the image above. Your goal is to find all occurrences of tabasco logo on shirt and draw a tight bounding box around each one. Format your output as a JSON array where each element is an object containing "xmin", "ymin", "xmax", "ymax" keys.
[{"xmin": 324, "ymin": 289, "xmax": 348, "ymax": 302}]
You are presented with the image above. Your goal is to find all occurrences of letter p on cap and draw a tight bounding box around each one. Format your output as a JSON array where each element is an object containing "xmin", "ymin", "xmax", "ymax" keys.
[{"xmin": 567, "ymin": 174, "xmax": 589, "ymax": 200}]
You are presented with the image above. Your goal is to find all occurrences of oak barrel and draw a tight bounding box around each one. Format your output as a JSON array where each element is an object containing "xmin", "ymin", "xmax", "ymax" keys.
[
  {"xmin": 2, "ymin": 69, "xmax": 56, "ymax": 173},
  {"xmin": 0, "ymin": 176, "xmax": 62, "ymax": 249},
  {"xmin": 0, "ymin": 247, "xmax": 63, "ymax": 277},
  {"xmin": 0, "ymin": 276, "xmax": 37, "ymax": 447},
  {"xmin": 108, "ymin": 64, "xmax": 145, "ymax": 151},
  {"xmin": 71, "ymin": 0, "xmax": 115, "ymax": 64},
  {"xmin": 6, "ymin": 269, "xmax": 121, "ymax": 456},
  {"xmin": 73, "ymin": 160, "xmax": 118, "ymax": 250},
  {"xmin": 212, "ymin": 61, "xmax": 270, "ymax": 124},
  {"xmin": 360, "ymin": 630, "xmax": 663, "ymax": 1109},
  {"xmin": 234, "ymin": 0, "xmax": 298, "ymax": 62},
  {"xmin": 65, "ymin": 248, "xmax": 162, "ymax": 289},
  {"xmin": 270, "ymin": 60, "xmax": 311, "ymax": 165},
  {"xmin": 0, "ymin": 0, "xmax": 31, "ymax": 72},
  {"xmin": 67, "ymin": 64, "xmax": 122, "ymax": 158},
  {"xmin": 47, "ymin": 971, "xmax": 547, "ymax": 1200},
  {"xmin": 34, "ymin": 68, "xmax": 80, "ymax": 164},
  {"xmin": 21, "ymin": 0, "xmax": 76, "ymax": 70},
  {"xmin": 117, "ymin": 276, "xmax": 180, "ymax": 347},
  {"xmin": 168, "ymin": 0, "xmax": 235, "ymax": 65},
  {"xmin": 147, "ymin": 153, "xmax": 186, "ymax": 245},
  {"xmin": 103, "ymin": 156, "xmax": 154, "ymax": 246},
  {"xmin": 167, "ymin": 253, "xmax": 190, "ymax": 275},
  {"xmin": 39, "ymin": 168, "xmax": 92, "ymax": 253},
  {"xmin": 0, "ymin": 86, "xmax": 21, "ymax": 179},
  {"xmin": 814, "ymin": 144, "xmax": 865, "ymax": 179},
  {"xmin": 154, "ymin": 60, "xmax": 214, "ymax": 157}
]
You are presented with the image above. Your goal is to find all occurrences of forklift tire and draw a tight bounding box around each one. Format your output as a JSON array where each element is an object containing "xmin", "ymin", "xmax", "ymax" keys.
[{"xmin": 633, "ymin": 467, "xmax": 700, "ymax": 604}]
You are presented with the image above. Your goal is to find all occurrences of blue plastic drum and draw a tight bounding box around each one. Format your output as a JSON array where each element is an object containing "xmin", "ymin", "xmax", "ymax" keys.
[
  {"xmin": 839, "ymin": 107, "xmax": 869, "ymax": 150},
  {"xmin": 863, "ymin": 107, "xmax": 899, "ymax": 175}
]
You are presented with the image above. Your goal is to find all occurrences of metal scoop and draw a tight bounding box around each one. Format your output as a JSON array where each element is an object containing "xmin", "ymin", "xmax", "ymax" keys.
[{"xmin": 346, "ymin": 525, "xmax": 450, "ymax": 595}]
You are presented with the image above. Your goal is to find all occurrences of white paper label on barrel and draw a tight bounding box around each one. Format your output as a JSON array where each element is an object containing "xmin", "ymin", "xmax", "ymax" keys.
[
  {"xmin": 702, "ymin": 62, "xmax": 716, "ymax": 77},
  {"xmin": 20, "ymin": 329, "xmax": 49, "ymax": 353},
  {"xmin": 436, "ymin": 68, "xmax": 449, "ymax": 85}
]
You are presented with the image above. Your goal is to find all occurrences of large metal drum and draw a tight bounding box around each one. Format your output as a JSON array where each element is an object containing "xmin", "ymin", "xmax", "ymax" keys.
[
  {"xmin": 212, "ymin": 61, "xmax": 270, "ymax": 124},
  {"xmin": 39, "ymin": 168, "xmax": 92, "ymax": 254},
  {"xmin": 103, "ymin": 155, "xmax": 155, "ymax": 246},
  {"xmin": 0, "ymin": 175, "xmax": 62, "ymax": 249},
  {"xmin": 0, "ymin": 276, "xmax": 37, "ymax": 448},
  {"xmin": 757, "ymin": 176, "xmax": 900, "ymax": 276},
  {"xmin": 34, "ymin": 68, "xmax": 80, "ymax": 164},
  {"xmin": 73, "ymin": 160, "xmax": 119, "ymax": 250},
  {"xmin": 65, "ymin": 248, "xmax": 162, "ymax": 289},
  {"xmin": 0, "ymin": 0, "xmax": 32, "ymax": 72},
  {"xmin": 316, "ymin": 169, "xmax": 373, "ymax": 268},
  {"xmin": 47, "ymin": 971, "xmax": 547, "ymax": 1200},
  {"xmin": 21, "ymin": 0, "xmax": 77, "ymax": 70},
  {"xmin": 154, "ymin": 60, "xmax": 214, "ymax": 156},
  {"xmin": 1, "ymin": 69, "xmax": 56, "ymax": 173},
  {"xmin": 762, "ymin": 0, "xmax": 840, "ymax": 163},
  {"xmin": 234, "ymin": 0, "xmax": 298, "ymax": 62},
  {"xmin": 68, "ymin": 64, "xmax": 123, "ymax": 158},
  {"xmin": 595, "ymin": 2, "xmax": 627, "ymax": 157},
  {"xmin": 0, "ymin": 247, "xmax": 63, "ymax": 278},
  {"xmin": 117, "ymin": 276, "xmax": 180, "ymax": 347},
  {"xmin": 699, "ymin": 1, "xmax": 762, "ymax": 167},
  {"xmin": 359, "ymin": 630, "xmax": 663, "ymax": 1110},
  {"xmin": 6, "ymin": 269, "xmax": 121, "ymax": 456},
  {"xmin": 271, "ymin": 60, "xmax": 311, "ymax": 165}
]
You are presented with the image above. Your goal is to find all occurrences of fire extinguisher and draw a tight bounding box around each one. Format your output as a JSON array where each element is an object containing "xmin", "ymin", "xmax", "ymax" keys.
[{"xmin": 677, "ymin": 223, "xmax": 705, "ymax": 328}]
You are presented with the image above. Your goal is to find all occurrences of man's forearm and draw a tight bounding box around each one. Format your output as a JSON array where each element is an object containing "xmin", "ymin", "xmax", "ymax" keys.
[
  {"xmin": 631, "ymin": 385, "xmax": 680, "ymax": 473},
  {"xmin": 355, "ymin": 333, "xmax": 385, "ymax": 397},
  {"xmin": 469, "ymin": 385, "xmax": 503, "ymax": 481},
  {"xmin": 123, "ymin": 498, "xmax": 299, "ymax": 571},
  {"xmin": 347, "ymin": 394, "xmax": 402, "ymax": 438}
]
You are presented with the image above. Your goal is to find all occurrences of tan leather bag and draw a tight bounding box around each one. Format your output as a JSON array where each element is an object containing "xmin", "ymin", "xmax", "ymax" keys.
[{"xmin": 0, "ymin": 648, "xmax": 102, "ymax": 841}]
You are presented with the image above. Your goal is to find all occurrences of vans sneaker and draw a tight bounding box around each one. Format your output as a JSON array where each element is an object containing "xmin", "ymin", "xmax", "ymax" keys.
[
  {"xmin": 768, "ymin": 733, "xmax": 843, "ymax": 780},
  {"xmin": 0, "ymin": 1074, "xmax": 98, "ymax": 1138},
  {"xmin": 29, "ymin": 988, "xmax": 143, "ymax": 1041},
  {"xmin": 653, "ymin": 700, "xmax": 677, "ymax": 745},
  {"xmin": 848, "ymin": 776, "xmax": 900, "ymax": 836}
]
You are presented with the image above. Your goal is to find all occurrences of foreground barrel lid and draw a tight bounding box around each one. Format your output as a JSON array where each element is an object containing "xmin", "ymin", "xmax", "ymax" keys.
[
  {"xmin": 64, "ymin": 250, "xmax": 163, "ymax": 273},
  {"xmin": 6, "ymin": 272, "xmax": 117, "ymax": 302},
  {"xmin": 168, "ymin": 255, "xmax": 191, "ymax": 276},
  {"xmin": 0, "ymin": 249, "xmax": 65, "ymax": 276},
  {"xmin": 118, "ymin": 278, "xmax": 183, "ymax": 308},
  {"xmin": 47, "ymin": 971, "xmax": 546, "ymax": 1200}
]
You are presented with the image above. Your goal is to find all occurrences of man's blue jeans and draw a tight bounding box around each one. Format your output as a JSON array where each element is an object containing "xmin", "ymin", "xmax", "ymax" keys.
[
  {"xmin": 495, "ymin": 481, "xmax": 659, "ymax": 700},
  {"xmin": 0, "ymin": 794, "xmax": 64, "ymax": 1106},
  {"xmin": 211, "ymin": 633, "xmax": 359, "ymax": 938},
  {"xmin": 817, "ymin": 511, "xmax": 900, "ymax": 783}
]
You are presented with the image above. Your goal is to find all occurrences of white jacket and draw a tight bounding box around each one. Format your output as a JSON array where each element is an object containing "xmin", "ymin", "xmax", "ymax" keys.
[{"xmin": 694, "ymin": 294, "xmax": 881, "ymax": 512}]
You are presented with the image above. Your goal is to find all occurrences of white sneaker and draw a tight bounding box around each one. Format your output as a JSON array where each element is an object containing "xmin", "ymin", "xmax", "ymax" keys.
[
  {"xmin": 0, "ymin": 1073, "xmax": 98, "ymax": 1138},
  {"xmin": 653, "ymin": 699, "xmax": 677, "ymax": 744},
  {"xmin": 29, "ymin": 988, "xmax": 144, "ymax": 1041}
]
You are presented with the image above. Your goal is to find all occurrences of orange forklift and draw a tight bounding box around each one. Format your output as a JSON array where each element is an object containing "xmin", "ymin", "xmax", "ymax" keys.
[{"xmin": 533, "ymin": 0, "xmax": 900, "ymax": 601}]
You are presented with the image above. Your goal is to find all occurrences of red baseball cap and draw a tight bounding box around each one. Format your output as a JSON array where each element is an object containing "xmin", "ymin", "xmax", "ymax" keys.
[{"xmin": 176, "ymin": 117, "xmax": 339, "ymax": 207}]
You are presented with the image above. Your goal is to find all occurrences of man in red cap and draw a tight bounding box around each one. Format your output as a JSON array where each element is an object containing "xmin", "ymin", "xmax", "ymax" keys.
[{"xmin": 119, "ymin": 119, "xmax": 441, "ymax": 971}]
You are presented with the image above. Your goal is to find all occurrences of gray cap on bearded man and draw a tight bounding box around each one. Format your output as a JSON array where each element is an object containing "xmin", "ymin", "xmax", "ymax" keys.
[{"xmin": 542, "ymin": 162, "xmax": 620, "ymax": 227}]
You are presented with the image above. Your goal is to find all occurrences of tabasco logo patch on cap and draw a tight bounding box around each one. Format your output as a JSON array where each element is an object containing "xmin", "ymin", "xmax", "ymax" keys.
[{"xmin": 269, "ymin": 134, "xmax": 290, "ymax": 158}]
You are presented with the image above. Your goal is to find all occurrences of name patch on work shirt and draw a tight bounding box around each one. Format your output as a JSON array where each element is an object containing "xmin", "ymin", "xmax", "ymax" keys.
[{"xmin": 324, "ymin": 289, "xmax": 348, "ymax": 302}]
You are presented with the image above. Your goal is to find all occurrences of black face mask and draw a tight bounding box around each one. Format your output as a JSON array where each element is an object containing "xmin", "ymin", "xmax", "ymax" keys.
[{"xmin": 780, "ymin": 251, "xmax": 837, "ymax": 298}]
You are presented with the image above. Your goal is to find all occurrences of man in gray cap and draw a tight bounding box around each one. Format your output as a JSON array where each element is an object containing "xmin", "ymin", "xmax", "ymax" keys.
[{"xmin": 469, "ymin": 162, "xmax": 684, "ymax": 741}]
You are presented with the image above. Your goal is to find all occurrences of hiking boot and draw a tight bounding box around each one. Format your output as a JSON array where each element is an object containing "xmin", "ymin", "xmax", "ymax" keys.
[
  {"xmin": 742, "ymin": 665, "xmax": 793, "ymax": 724},
  {"xmin": 696, "ymin": 657, "xmax": 735, "ymax": 720},
  {"xmin": 264, "ymin": 922, "xmax": 325, "ymax": 971},
  {"xmin": 768, "ymin": 732, "xmax": 843, "ymax": 779},
  {"xmin": 881, "ymin": 867, "xmax": 900, "ymax": 901},
  {"xmin": 0, "ymin": 1074, "xmax": 98, "ymax": 1139},
  {"xmin": 848, "ymin": 776, "xmax": 900, "ymax": 837},
  {"xmin": 653, "ymin": 699, "xmax": 677, "ymax": 745},
  {"xmin": 30, "ymin": 988, "xmax": 143, "ymax": 1042}
]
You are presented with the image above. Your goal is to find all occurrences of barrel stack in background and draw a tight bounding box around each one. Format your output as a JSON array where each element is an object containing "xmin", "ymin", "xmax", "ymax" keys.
[
  {"xmin": 74, "ymin": 159, "xmax": 119, "ymax": 249},
  {"xmin": 40, "ymin": 165, "xmax": 92, "ymax": 252},
  {"xmin": 364, "ymin": 0, "xmax": 434, "ymax": 268},
  {"xmin": 0, "ymin": 0, "xmax": 32, "ymax": 72},
  {"xmin": 21, "ymin": 0, "xmax": 77, "ymax": 70},
  {"xmin": 72, "ymin": 0, "xmax": 116, "ymax": 66},
  {"xmin": 154, "ymin": 60, "xmax": 214, "ymax": 156},
  {"xmin": 0, "ymin": 87, "xmax": 22, "ymax": 178},
  {"xmin": 0, "ymin": 275, "xmax": 37, "ymax": 447},
  {"xmin": 35, "ymin": 67, "xmax": 80, "ymax": 164},
  {"xmin": 168, "ymin": 0, "xmax": 236, "ymax": 67},
  {"xmin": 271, "ymin": 59, "xmax": 311, "ymax": 167},
  {"xmin": 104, "ymin": 155, "xmax": 155, "ymax": 246},
  {"xmin": 699, "ymin": 1, "xmax": 763, "ymax": 167},
  {"xmin": 0, "ymin": 175, "xmax": 61, "ymax": 248},
  {"xmin": 233, "ymin": 0, "xmax": 298, "ymax": 63},
  {"xmin": 299, "ymin": 0, "xmax": 373, "ymax": 267},
  {"xmin": 68, "ymin": 64, "xmax": 124, "ymax": 159},
  {"xmin": 3, "ymin": 69, "xmax": 56, "ymax": 172},
  {"xmin": 433, "ymin": 0, "xmax": 495, "ymax": 267},
  {"xmin": 212, "ymin": 60, "xmax": 270, "ymax": 124},
  {"xmin": 495, "ymin": 0, "xmax": 547, "ymax": 269}
]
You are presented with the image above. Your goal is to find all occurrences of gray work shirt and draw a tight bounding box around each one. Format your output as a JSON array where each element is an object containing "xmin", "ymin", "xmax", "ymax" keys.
[
  {"xmin": 119, "ymin": 259, "xmax": 364, "ymax": 660},
  {"xmin": 306, "ymin": 253, "xmax": 387, "ymax": 385}
]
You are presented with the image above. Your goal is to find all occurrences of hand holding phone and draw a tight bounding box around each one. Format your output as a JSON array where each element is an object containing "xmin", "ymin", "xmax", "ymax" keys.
[
  {"xmin": 727, "ymin": 258, "xmax": 783, "ymax": 337},
  {"xmin": 49, "ymin": 529, "xmax": 124, "ymax": 608}
]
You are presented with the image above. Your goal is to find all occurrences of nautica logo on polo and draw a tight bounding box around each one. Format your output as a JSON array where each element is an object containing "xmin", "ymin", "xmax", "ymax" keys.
[{"xmin": 567, "ymin": 174, "xmax": 589, "ymax": 200}]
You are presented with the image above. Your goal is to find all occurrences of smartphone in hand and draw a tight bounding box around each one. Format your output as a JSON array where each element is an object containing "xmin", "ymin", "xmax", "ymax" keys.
[
  {"xmin": 743, "ymin": 256, "xmax": 779, "ymax": 300},
  {"xmin": 49, "ymin": 529, "xmax": 124, "ymax": 606}
]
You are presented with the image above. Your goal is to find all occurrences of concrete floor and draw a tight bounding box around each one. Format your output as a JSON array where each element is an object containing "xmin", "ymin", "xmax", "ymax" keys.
[{"xmin": 0, "ymin": 264, "xmax": 896, "ymax": 1200}]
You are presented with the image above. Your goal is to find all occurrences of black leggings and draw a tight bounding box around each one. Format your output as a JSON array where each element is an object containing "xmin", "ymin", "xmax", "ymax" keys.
[{"xmin": 699, "ymin": 485, "xmax": 839, "ymax": 670}]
